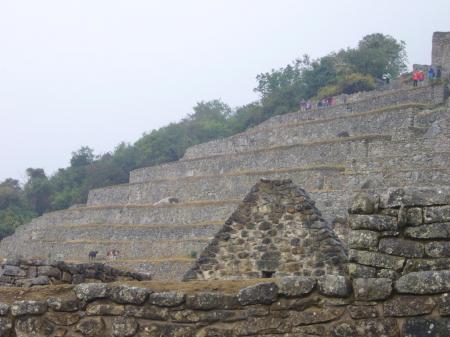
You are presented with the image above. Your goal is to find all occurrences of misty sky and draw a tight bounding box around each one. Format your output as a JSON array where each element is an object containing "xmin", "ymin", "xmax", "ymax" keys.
[{"xmin": 1, "ymin": 0, "xmax": 449, "ymax": 182}]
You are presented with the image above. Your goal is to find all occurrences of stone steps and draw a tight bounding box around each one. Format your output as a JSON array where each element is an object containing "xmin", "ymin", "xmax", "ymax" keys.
[
  {"xmin": 1, "ymin": 237, "xmax": 210, "ymax": 261},
  {"xmin": 244, "ymin": 84, "xmax": 445, "ymax": 133},
  {"xmin": 30, "ymin": 200, "xmax": 239, "ymax": 228},
  {"xmin": 182, "ymin": 104, "xmax": 427, "ymax": 160},
  {"xmin": 32, "ymin": 222, "xmax": 221, "ymax": 242},
  {"xmin": 130, "ymin": 134, "xmax": 390, "ymax": 183}
]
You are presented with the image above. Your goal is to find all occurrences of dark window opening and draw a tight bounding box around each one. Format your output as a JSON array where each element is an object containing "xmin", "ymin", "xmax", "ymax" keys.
[{"xmin": 262, "ymin": 271, "xmax": 275, "ymax": 278}]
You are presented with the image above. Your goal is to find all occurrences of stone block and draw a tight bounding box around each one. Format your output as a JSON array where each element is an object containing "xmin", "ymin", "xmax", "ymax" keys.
[
  {"xmin": 108, "ymin": 285, "xmax": 149, "ymax": 305},
  {"xmin": 44, "ymin": 311, "xmax": 82, "ymax": 326},
  {"xmin": 349, "ymin": 250, "xmax": 405, "ymax": 271},
  {"xmin": 2, "ymin": 265, "xmax": 26, "ymax": 277},
  {"xmin": 379, "ymin": 238, "xmax": 424, "ymax": 258},
  {"xmin": 11, "ymin": 300, "xmax": 47, "ymax": 316},
  {"xmin": 277, "ymin": 276, "xmax": 316, "ymax": 297},
  {"xmin": 348, "ymin": 230, "xmax": 380, "ymax": 250},
  {"xmin": 148, "ymin": 292, "xmax": 185, "ymax": 307},
  {"xmin": 347, "ymin": 305, "xmax": 378, "ymax": 319},
  {"xmin": 0, "ymin": 318, "xmax": 11, "ymax": 337},
  {"xmin": 406, "ymin": 207, "xmax": 423, "ymax": 226},
  {"xmin": 289, "ymin": 307, "xmax": 344, "ymax": 325},
  {"xmin": 0, "ymin": 304, "xmax": 8, "ymax": 316},
  {"xmin": 426, "ymin": 242, "xmax": 450, "ymax": 257},
  {"xmin": 112, "ymin": 317, "xmax": 138, "ymax": 337},
  {"xmin": 384, "ymin": 186, "xmax": 450, "ymax": 208},
  {"xmin": 405, "ymin": 223, "xmax": 450, "ymax": 239},
  {"xmin": 403, "ymin": 258, "xmax": 450, "ymax": 273},
  {"xmin": 37, "ymin": 266, "xmax": 61, "ymax": 279},
  {"xmin": 186, "ymin": 292, "xmax": 239, "ymax": 310},
  {"xmin": 404, "ymin": 317, "xmax": 450, "ymax": 337},
  {"xmin": 395, "ymin": 270, "xmax": 450, "ymax": 294},
  {"xmin": 15, "ymin": 316, "xmax": 54, "ymax": 337},
  {"xmin": 74, "ymin": 283, "xmax": 108, "ymax": 301},
  {"xmin": 349, "ymin": 214, "xmax": 398, "ymax": 231},
  {"xmin": 439, "ymin": 293, "xmax": 450, "ymax": 316},
  {"xmin": 76, "ymin": 317, "xmax": 105, "ymax": 336},
  {"xmin": 86, "ymin": 303, "xmax": 124, "ymax": 316},
  {"xmin": 125, "ymin": 304, "xmax": 169, "ymax": 320},
  {"xmin": 318, "ymin": 275, "xmax": 351, "ymax": 297},
  {"xmin": 349, "ymin": 193, "xmax": 379, "ymax": 214},
  {"xmin": 353, "ymin": 278, "xmax": 392, "ymax": 300},
  {"xmin": 384, "ymin": 295, "xmax": 435, "ymax": 316},
  {"xmin": 424, "ymin": 206, "xmax": 450, "ymax": 223},
  {"xmin": 332, "ymin": 318, "xmax": 399, "ymax": 337},
  {"xmin": 47, "ymin": 297, "xmax": 80, "ymax": 312},
  {"xmin": 238, "ymin": 282, "xmax": 278, "ymax": 305},
  {"xmin": 347, "ymin": 263, "xmax": 377, "ymax": 278}
]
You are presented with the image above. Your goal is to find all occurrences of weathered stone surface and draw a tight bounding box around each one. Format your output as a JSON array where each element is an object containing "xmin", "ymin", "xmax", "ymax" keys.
[
  {"xmin": 349, "ymin": 214, "xmax": 397, "ymax": 231},
  {"xmin": 186, "ymin": 292, "xmax": 239, "ymax": 309},
  {"xmin": 348, "ymin": 230, "xmax": 379, "ymax": 250},
  {"xmin": 333, "ymin": 318, "xmax": 399, "ymax": 337},
  {"xmin": 384, "ymin": 187, "xmax": 450, "ymax": 208},
  {"xmin": 76, "ymin": 317, "xmax": 104, "ymax": 336},
  {"xmin": 277, "ymin": 276, "xmax": 316, "ymax": 297},
  {"xmin": 379, "ymin": 238, "xmax": 424, "ymax": 258},
  {"xmin": 0, "ymin": 318, "xmax": 12, "ymax": 337},
  {"xmin": 148, "ymin": 292, "xmax": 185, "ymax": 307},
  {"xmin": 426, "ymin": 242, "xmax": 450, "ymax": 257},
  {"xmin": 439, "ymin": 293, "xmax": 450, "ymax": 316},
  {"xmin": 2, "ymin": 265, "xmax": 26, "ymax": 277},
  {"xmin": 403, "ymin": 258, "xmax": 450, "ymax": 273},
  {"xmin": 406, "ymin": 207, "xmax": 423, "ymax": 226},
  {"xmin": 86, "ymin": 303, "xmax": 124, "ymax": 316},
  {"xmin": 347, "ymin": 263, "xmax": 377, "ymax": 278},
  {"xmin": 31, "ymin": 276, "xmax": 51, "ymax": 286},
  {"xmin": 349, "ymin": 193, "xmax": 379, "ymax": 214},
  {"xmin": 353, "ymin": 278, "xmax": 392, "ymax": 300},
  {"xmin": 347, "ymin": 305, "xmax": 378, "ymax": 319},
  {"xmin": 139, "ymin": 322, "xmax": 196, "ymax": 337},
  {"xmin": 124, "ymin": 305, "xmax": 169, "ymax": 320},
  {"xmin": 404, "ymin": 318, "xmax": 450, "ymax": 337},
  {"xmin": 109, "ymin": 285, "xmax": 149, "ymax": 304},
  {"xmin": 238, "ymin": 282, "xmax": 278, "ymax": 305},
  {"xmin": 405, "ymin": 223, "xmax": 450, "ymax": 239},
  {"xmin": 44, "ymin": 311, "xmax": 82, "ymax": 326},
  {"xmin": 290, "ymin": 307, "xmax": 345, "ymax": 325},
  {"xmin": 384, "ymin": 296, "xmax": 435, "ymax": 316},
  {"xmin": 395, "ymin": 270, "xmax": 450, "ymax": 294},
  {"xmin": 318, "ymin": 275, "xmax": 351, "ymax": 297},
  {"xmin": 349, "ymin": 250, "xmax": 405, "ymax": 271},
  {"xmin": 11, "ymin": 300, "xmax": 47, "ymax": 316},
  {"xmin": 38, "ymin": 266, "xmax": 61, "ymax": 278},
  {"xmin": 112, "ymin": 317, "xmax": 138, "ymax": 337},
  {"xmin": 15, "ymin": 316, "xmax": 54, "ymax": 337},
  {"xmin": 424, "ymin": 206, "xmax": 450, "ymax": 223},
  {"xmin": 0, "ymin": 304, "xmax": 9, "ymax": 316},
  {"xmin": 74, "ymin": 283, "xmax": 108, "ymax": 301},
  {"xmin": 47, "ymin": 297, "xmax": 80, "ymax": 312}
]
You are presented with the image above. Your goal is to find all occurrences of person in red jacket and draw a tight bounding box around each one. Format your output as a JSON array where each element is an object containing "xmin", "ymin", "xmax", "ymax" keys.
[
  {"xmin": 412, "ymin": 71, "xmax": 419, "ymax": 87},
  {"xmin": 418, "ymin": 70, "xmax": 425, "ymax": 83}
]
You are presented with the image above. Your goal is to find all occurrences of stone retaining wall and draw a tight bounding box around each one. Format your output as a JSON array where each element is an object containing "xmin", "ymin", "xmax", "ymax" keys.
[
  {"xmin": 0, "ymin": 259, "xmax": 151, "ymax": 288},
  {"xmin": 0, "ymin": 277, "xmax": 448, "ymax": 336}
]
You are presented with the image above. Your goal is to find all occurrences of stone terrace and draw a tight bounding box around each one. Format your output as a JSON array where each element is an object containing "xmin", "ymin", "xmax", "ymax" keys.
[{"xmin": 0, "ymin": 82, "xmax": 448, "ymax": 281}]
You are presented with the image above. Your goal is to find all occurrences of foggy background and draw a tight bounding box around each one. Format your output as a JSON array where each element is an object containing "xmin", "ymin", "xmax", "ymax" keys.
[{"xmin": 1, "ymin": 0, "xmax": 449, "ymax": 181}]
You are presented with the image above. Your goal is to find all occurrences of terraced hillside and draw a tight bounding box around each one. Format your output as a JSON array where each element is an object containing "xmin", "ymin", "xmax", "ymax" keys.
[{"xmin": 0, "ymin": 83, "xmax": 448, "ymax": 280}]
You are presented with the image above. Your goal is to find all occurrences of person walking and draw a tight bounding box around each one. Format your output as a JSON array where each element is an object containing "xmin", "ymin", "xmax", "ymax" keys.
[
  {"xmin": 382, "ymin": 73, "xmax": 392, "ymax": 84},
  {"xmin": 418, "ymin": 70, "xmax": 425, "ymax": 84}
]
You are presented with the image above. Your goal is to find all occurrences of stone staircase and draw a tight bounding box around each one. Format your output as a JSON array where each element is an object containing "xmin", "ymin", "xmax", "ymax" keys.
[{"xmin": 0, "ymin": 83, "xmax": 448, "ymax": 280}]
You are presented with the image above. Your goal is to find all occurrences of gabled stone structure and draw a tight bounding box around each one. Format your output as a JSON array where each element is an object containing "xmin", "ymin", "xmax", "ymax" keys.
[{"xmin": 184, "ymin": 179, "xmax": 347, "ymax": 280}]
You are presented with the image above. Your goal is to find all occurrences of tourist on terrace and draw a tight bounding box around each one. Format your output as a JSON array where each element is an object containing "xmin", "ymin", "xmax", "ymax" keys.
[
  {"xmin": 299, "ymin": 99, "xmax": 306, "ymax": 111},
  {"xmin": 306, "ymin": 100, "xmax": 312, "ymax": 110},
  {"xmin": 418, "ymin": 70, "xmax": 425, "ymax": 84},
  {"xmin": 412, "ymin": 71, "xmax": 419, "ymax": 87},
  {"xmin": 428, "ymin": 67, "xmax": 436, "ymax": 81},
  {"xmin": 382, "ymin": 72, "xmax": 392, "ymax": 84}
]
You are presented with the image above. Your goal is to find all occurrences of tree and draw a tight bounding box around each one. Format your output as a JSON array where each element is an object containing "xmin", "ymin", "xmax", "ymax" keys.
[
  {"xmin": 70, "ymin": 147, "xmax": 95, "ymax": 167},
  {"xmin": 24, "ymin": 168, "xmax": 52, "ymax": 215},
  {"xmin": 345, "ymin": 33, "xmax": 407, "ymax": 79}
]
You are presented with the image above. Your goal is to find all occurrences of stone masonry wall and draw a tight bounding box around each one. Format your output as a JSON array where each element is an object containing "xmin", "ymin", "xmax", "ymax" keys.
[
  {"xmin": 432, "ymin": 32, "xmax": 450, "ymax": 79},
  {"xmin": 348, "ymin": 186, "xmax": 450, "ymax": 281},
  {"xmin": 0, "ymin": 258, "xmax": 151, "ymax": 288},
  {"xmin": 183, "ymin": 84, "xmax": 445, "ymax": 160},
  {"xmin": 0, "ymin": 277, "xmax": 449, "ymax": 336},
  {"xmin": 184, "ymin": 179, "xmax": 348, "ymax": 281}
]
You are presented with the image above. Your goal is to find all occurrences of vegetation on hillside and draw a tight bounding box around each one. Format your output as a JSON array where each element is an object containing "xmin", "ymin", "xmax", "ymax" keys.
[{"xmin": 0, "ymin": 33, "xmax": 407, "ymax": 239}]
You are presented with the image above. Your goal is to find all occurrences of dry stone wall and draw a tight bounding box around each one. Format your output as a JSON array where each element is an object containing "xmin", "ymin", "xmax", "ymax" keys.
[
  {"xmin": 433, "ymin": 31, "xmax": 450, "ymax": 79},
  {"xmin": 184, "ymin": 179, "xmax": 348, "ymax": 281},
  {"xmin": 0, "ymin": 258, "xmax": 151, "ymax": 288},
  {"xmin": 348, "ymin": 186, "xmax": 450, "ymax": 281},
  {"xmin": 0, "ymin": 277, "xmax": 448, "ymax": 337}
]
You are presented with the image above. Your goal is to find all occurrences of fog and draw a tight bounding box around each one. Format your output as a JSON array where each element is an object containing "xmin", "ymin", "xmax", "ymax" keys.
[{"xmin": 1, "ymin": 0, "xmax": 449, "ymax": 181}]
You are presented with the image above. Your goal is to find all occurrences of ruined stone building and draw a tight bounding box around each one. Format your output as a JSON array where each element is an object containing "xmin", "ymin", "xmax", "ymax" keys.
[{"xmin": 0, "ymin": 33, "xmax": 449, "ymax": 283}]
